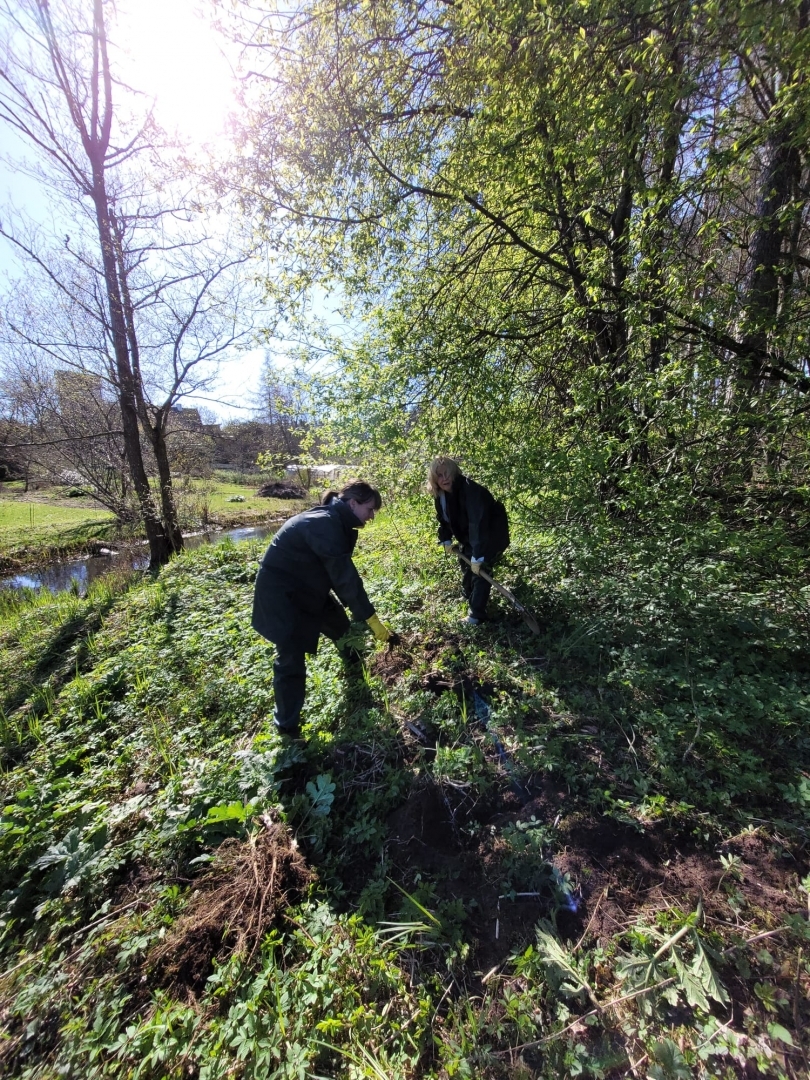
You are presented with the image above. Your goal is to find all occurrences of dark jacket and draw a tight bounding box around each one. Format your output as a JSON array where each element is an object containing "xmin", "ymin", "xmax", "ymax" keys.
[
  {"xmin": 434, "ymin": 475, "xmax": 510, "ymax": 560},
  {"xmin": 252, "ymin": 499, "xmax": 375, "ymax": 652}
]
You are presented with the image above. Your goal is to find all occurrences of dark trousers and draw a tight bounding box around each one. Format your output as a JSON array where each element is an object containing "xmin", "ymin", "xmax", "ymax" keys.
[
  {"xmin": 458, "ymin": 547, "xmax": 500, "ymax": 620},
  {"xmin": 273, "ymin": 597, "xmax": 352, "ymax": 730}
]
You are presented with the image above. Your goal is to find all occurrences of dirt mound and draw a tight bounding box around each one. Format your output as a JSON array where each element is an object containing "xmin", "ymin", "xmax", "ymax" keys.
[
  {"xmin": 149, "ymin": 817, "xmax": 313, "ymax": 995},
  {"xmin": 369, "ymin": 634, "xmax": 465, "ymax": 687},
  {"xmin": 553, "ymin": 815, "xmax": 808, "ymax": 947},
  {"xmin": 383, "ymin": 771, "xmax": 809, "ymax": 981},
  {"xmin": 375, "ymin": 646, "xmax": 808, "ymax": 996},
  {"xmin": 388, "ymin": 780, "xmax": 460, "ymax": 855},
  {"xmin": 256, "ymin": 481, "xmax": 308, "ymax": 499}
]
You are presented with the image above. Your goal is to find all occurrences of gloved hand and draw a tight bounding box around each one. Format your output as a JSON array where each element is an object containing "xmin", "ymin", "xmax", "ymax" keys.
[
  {"xmin": 367, "ymin": 613, "xmax": 396, "ymax": 642},
  {"xmin": 470, "ymin": 558, "xmax": 485, "ymax": 576},
  {"xmin": 442, "ymin": 540, "xmax": 453, "ymax": 554}
]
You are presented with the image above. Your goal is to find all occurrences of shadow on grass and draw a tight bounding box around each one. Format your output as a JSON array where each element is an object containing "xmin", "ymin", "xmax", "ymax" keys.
[
  {"xmin": 0, "ymin": 572, "xmax": 140, "ymax": 768},
  {"xmin": 275, "ymin": 574, "xmax": 810, "ymax": 977}
]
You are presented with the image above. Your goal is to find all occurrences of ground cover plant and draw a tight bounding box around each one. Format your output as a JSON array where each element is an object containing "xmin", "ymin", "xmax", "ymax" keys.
[{"xmin": 0, "ymin": 502, "xmax": 808, "ymax": 1078}]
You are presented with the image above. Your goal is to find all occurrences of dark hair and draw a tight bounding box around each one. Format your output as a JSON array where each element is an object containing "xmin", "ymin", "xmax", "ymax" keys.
[{"xmin": 322, "ymin": 480, "xmax": 382, "ymax": 510}]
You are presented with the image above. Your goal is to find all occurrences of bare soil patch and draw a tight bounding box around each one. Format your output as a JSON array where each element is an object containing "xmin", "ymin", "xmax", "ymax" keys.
[
  {"xmin": 384, "ymin": 775, "xmax": 808, "ymax": 984},
  {"xmin": 256, "ymin": 481, "xmax": 308, "ymax": 499},
  {"xmin": 373, "ymin": 651, "xmax": 809, "ymax": 989}
]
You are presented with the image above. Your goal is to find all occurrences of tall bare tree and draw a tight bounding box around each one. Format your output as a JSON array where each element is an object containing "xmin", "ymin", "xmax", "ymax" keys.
[{"xmin": 0, "ymin": 0, "xmax": 253, "ymax": 564}]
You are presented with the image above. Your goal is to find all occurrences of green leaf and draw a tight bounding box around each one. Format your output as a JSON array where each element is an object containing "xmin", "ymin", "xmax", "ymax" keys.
[
  {"xmin": 691, "ymin": 938, "xmax": 729, "ymax": 1005},
  {"xmin": 767, "ymin": 1023, "xmax": 794, "ymax": 1046},
  {"xmin": 204, "ymin": 802, "xmax": 252, "ymax": 825},
  {"xmin": 306, "ymin": 774, "xmax": 336, "ymax": 816},
  {"xmin": 650, "ymin": 1038, "xmax": 691, "ymax": 1079},
  {"xmin": 672, "ymin": 951, "xmax": 710, "ymax": 1011}
]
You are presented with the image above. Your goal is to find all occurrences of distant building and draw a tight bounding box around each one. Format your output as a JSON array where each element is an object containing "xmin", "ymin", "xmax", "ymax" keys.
[
  {"xmin": 285, "ymin": 463, "xmax": 348, "ymax": 483},
  {"xmin": 55, "ymin": 369, "xmax": 104, "ymax": 403},
  {"xmin": 167, "ymin": 405, "xmax": 203, "ymax": 430}
]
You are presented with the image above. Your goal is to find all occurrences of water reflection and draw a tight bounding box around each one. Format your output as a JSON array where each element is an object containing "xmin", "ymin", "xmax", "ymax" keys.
[{"xmin": 1, "ymin": 525, "xmax": 276, "ymax": 595}]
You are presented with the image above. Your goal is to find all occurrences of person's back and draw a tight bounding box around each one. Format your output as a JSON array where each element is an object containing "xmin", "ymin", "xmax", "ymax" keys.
[
  {"xmin": 251, "ymin": 480, "xmax": 396, "ymax": 734},
  {"xmin": 253, "ymin": 499, "xmax": 372, "ymax": 651}
]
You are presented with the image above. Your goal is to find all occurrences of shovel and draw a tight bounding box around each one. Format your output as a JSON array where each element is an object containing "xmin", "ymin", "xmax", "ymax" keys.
[{"xmin": 453, "ymin": 547, "xmax": 541, "ymax": 634}]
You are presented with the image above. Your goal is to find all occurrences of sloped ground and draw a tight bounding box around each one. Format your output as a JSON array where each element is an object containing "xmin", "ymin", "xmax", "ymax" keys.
[
  {"xmin": 0, "ymin": 504, "xmax": 808, "ymax": 1078},
  {"xmin": 148, "ymin": 816, "xmax": 313, "ymax": 995}
]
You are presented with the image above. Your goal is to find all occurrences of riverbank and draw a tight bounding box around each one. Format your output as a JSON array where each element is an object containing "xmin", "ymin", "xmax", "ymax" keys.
[
  {"xmin": 0, "ymin": 485, "xmax": 117, "ymax": 573},
  {"xmin": 1, "ymin": 503, "xmax": 808, "ymax": 1077},
  {"xmin": 0, "ymin": 478, "xmax": 310, "ymax": 575}
]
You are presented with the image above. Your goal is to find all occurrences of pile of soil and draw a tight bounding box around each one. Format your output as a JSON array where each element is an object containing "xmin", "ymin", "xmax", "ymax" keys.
[
  {"xmin": 383, "ymin": 774, "xmax": 808, "ymax": 987},
  {"xmin": 256, "ymin": 481, "xmax": 308, "ymax": 499},
  {"xmin": 148, "ymin": 817, "xmax": 313, "ymax": 995}
]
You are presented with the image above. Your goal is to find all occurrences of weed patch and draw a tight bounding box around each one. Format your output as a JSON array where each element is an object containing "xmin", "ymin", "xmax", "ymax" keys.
[{"xmin": 0, "ymin": 504, "xmax": 809, "ymax": 1077}]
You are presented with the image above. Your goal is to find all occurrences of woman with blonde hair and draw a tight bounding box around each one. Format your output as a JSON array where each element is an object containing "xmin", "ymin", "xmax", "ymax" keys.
[
  {"xmin": 252, "ymin": 480, "xmax": 397, "ymax": 735},
  {"xmin": 427, "ymin": 457, "xmax": 509, "ymax": 624}
]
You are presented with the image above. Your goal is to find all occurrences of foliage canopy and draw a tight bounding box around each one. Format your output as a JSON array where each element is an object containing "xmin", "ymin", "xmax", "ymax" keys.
[{"xmin": 233, "ymin": 0, "xmax": 810, "ymax": 519}]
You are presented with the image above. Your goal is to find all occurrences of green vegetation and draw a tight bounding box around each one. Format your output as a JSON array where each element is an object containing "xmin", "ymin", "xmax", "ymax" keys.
[
  {"xmin": 1, "ymin": 506, "xmax": 808, "ymax": 1078},
  {"xmin": 175, "ymin": 477, "xmax": 309, "ymax": 531},
  {"xmin": 237, "ymin": 0, "xmax": 810, "ymax": 533},
  {"xmin": 0, "ymin": 479, "xmax": 308, "ymax": 572},
  {"xmin": 0, "ymin": 484, "xmax": 116, "ymax": 570},
  {"xmin": 3, "ymin": 1, "xmax": 810, "ymax": 1076}
]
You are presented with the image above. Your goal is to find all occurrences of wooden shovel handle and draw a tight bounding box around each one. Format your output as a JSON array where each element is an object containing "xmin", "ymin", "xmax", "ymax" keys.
[{"xmin": 453, "ymin": 546, "xmax": 538, "ymax": 623}]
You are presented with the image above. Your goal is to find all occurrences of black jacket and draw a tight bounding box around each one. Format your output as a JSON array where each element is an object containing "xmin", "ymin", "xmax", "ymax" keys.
[
  {"xmin": 434, "ymin": 475, "xmax": 510, "ymax": 561},
  {"xmin": 252, "ymin": 499, "xmax": 375, "ymax": 652}
]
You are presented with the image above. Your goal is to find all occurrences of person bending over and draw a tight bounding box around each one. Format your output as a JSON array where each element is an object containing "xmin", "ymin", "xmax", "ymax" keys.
[
  {"xmin": 427, "ymin": 456, "xmax": 509, "ymax": 625},
  {"xmin": 252, "ymin": 480, "xmax": 396, "ymax": 734}
]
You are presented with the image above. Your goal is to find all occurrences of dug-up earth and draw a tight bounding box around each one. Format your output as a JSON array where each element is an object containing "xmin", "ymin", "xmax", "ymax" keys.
[
  {"xmin": 385, "ymin": 780, "xmax": 807, "ymax": 970},
  {"xmin": 147, "ymin": 718, "xmax": 807, "ymax": 1044},
  {"xmin": 152, "ymin": 630, "xmax": 808, "ymax": 1028},
  {"xmin": 367, "ymin": 634, "xmax": 809, "ymax": 1019}
]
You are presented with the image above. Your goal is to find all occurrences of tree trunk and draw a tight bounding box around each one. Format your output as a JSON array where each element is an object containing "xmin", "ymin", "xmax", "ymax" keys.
[
  {"xmin": 34, "ymin": 0, "xmax": 173, "ymax": 568},
  {"xmin": 738, "ymin": 0, "xmax": 807, "ymax": 393},
  {"xmin": 146, "ymin": 409, "xmax": 184, "ymax": 554},
  {"xmin": 91, "ymin": 175, "xmax": 172, "ymax": 567},
  {"xmin": 739, "ymin": 127, "xmax": 801, "ymax": 389},
  {"xmin": 110, "ymin": 212, "xmax": 184, "ymax": 555}
]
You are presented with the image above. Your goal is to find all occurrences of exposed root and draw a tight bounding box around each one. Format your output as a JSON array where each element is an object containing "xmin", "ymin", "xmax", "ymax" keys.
[{"xmin": 149, "ymin": 816, "xmax": 313, "ymax": 994}]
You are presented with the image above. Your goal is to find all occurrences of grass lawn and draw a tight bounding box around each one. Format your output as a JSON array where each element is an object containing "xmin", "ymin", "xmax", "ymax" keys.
[
  {"xmin": 0, "ymin": 484, "xmax": 115, "ymax": 568},
  {"xmin": 178, "ymin": 477, "xmax": 311, "ymax": 526},
  {"xmin": 0, "ymin": 478, "xmax": 309, "ymax": 570},
  {"xmin": 0, "ymin": 502, "xmax": 808, "ymax": 1077}
]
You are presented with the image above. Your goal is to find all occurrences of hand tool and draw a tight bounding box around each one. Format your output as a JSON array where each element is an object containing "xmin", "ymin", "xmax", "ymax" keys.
[{"xmin": 453, "ymin": 547, "xmax": 541, "ymax": 634}]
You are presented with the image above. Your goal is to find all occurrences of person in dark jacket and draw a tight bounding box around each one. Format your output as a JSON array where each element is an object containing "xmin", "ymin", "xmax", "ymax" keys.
[
  {"xmin": 252, "ymin": 480, "xmax": 396, "ymax": 734},
  {"xmin": 427, "ymin": 456, "xmax": 510, "ymax": 625}
]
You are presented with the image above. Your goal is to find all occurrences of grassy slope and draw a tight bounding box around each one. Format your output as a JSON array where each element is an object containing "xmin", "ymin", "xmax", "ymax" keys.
[{"xmin": 0, "ymin": 503, "xmax": 808, "ymax": 1078}]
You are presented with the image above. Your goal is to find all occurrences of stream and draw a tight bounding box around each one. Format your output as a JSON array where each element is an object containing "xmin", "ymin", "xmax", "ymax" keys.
[{"xmin": 1, "ymin": 524, "xmax": 276, "ymax": 595}]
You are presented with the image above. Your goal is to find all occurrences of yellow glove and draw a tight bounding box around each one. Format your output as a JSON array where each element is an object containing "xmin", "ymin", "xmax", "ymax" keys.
[
  {"xmin": 366, "ymin": 613, "xmax": 394, "ymax": 642},
  {"xmin": 470, "ymin": 558, "xmax": 484, "ymax": 576}
]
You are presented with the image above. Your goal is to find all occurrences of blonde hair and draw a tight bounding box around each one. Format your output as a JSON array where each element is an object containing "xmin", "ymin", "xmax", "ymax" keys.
[{"xmin": 425, "ymin": 456, "xmax": 461, "ymax": 497}]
